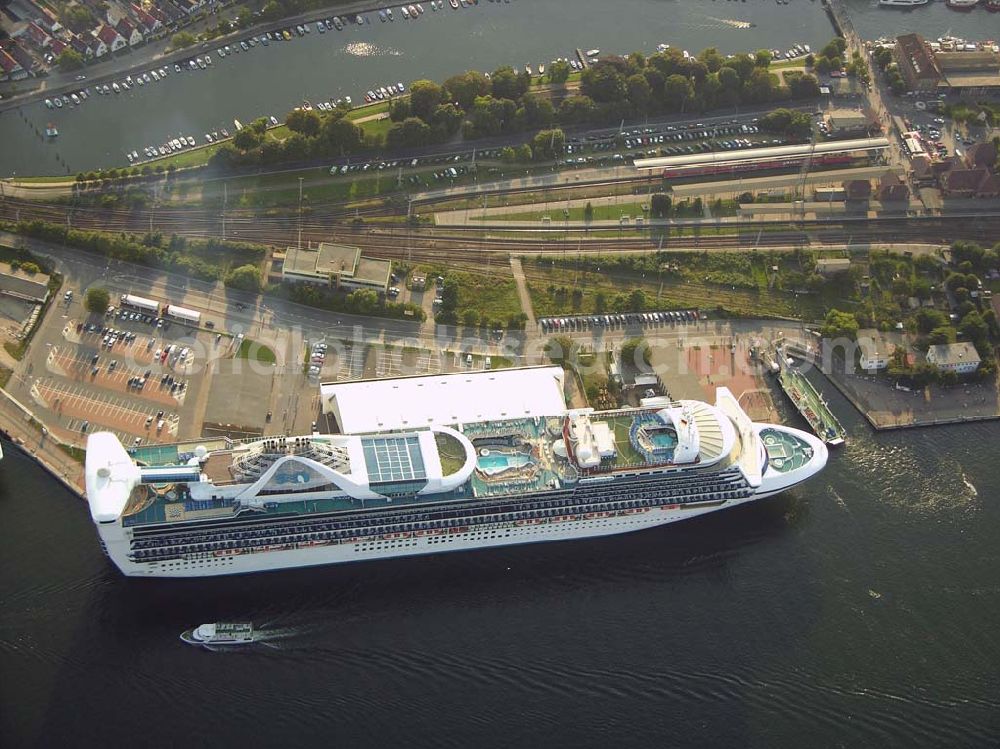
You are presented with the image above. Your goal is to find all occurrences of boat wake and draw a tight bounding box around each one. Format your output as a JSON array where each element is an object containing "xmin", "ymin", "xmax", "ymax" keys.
[
  {"xmin": 961, "ymin": 473, "xmax": 978, "ymax": 497},
  {"xmin": 705, "ymin": 17, "xmax": 755, "ymax": 29},
  {"xmin": 342, "ymin": 42, "xmax": 403, "ymax": 58}
]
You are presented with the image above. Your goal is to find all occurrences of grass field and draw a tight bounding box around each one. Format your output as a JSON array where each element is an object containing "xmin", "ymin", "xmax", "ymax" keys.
[
  {"xmin": 525, "ymin": 258, "xmax": 825, "ymax": 320},
  {"xmin": 237, "ymin": 338, "xmax": 276, "ymax": 363}
]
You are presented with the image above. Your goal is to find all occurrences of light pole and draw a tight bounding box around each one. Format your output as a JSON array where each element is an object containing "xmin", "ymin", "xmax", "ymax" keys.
[{"xmin": 297, "ymin": 176, "xmax": 304, "ymax": 249}]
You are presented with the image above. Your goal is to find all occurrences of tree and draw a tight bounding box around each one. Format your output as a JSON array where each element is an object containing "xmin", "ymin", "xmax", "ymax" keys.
[
  {"xmin": 580, "ymin": 63, "xmax": 627, "ymax": 103},
  {"xmin": 621, "ymin": 338, "xmax": 652, "ymax": 368},
  {"xmin": 662, "ymin": 74, "xmax": 693, "ymax": 111},
  {"xmin": 626, "ymin": 74, "xmax": 652, "ymax": 112},
  {"xmin": 820, "ymin": 309, "xmax": 859, "ymax": 340},
  {"xmin": 85, "ymin": 287, "xmax": 110, "ymax": 315},
  {"xmin": 56, "ymin": 48, "xmax": 85, "ymax": 72},
  {"xmin": 489, "ymin": 66, "xmax": 527, "ymax": 101},
  {"xmin": 320, "ymin": 115, "xmax": 363, "ymax": 155},
  {"xmin": 650, "ymin": 193, "xmax": 671, "ymax": 218},
  {"xmin": 927, "ymin": 326, "xmax": 955, "ymax": 346},
  {"xmin": 409, "ymin": 79, "xmax": 444, "ymax": 120},
  {"xmin": 548, "ymin": 59, "xmax": 571, "ymax": 84},
  {"xmin": 544, "ymin": 335, "xmax": 579, "ymax": 367},
  {"xmin": 558, "ymin": 95, "xmax": 596, "ymax": 125},
  {"xmin": 755, "ymin": 49, "xmax": 773, "ymax": 68},
  {"xmin": 430, "ymin": 103, "xmax": 464, "ymax": 137},
  {"xmin": 915, "ymin": 308, "xmax": 948, "ymax": 335},
  {"xmin": 60, "ymin": 4, "xmax": 95, "ymax": 32},
  {"xmin": 386, "ymin": 117, "xmax": 432, "ymax": 150},
  {"xmin": 388, "ymin": 98, "xmax": 411, "ymax": 121},
  {"xmin": 959, "ymin": 311, "xmax": 990, "ymax": 350},
  {"xmin": 232, "ymin": 127, "xmax": 261, "ymax": 151},
  {"xmin": 627, "ymin": 288, "xmax": 647, "ymax": 312},
  {"xmin": 444, "ymin": 70, "xmax": 491, "ymax": 109},
  {"xmin": 171, "ymin": 31, "xmax": 197, "ymax": 50},
  {"xmin": 531, "ymin": 128, "xmax": 565, "ymax": 161},
  {"xmin": 224, "ymin": 264, "xmax": 262, "ymax": 292},
  {"xmin": 583, "ymin": 201, "xmax": 594, "ymax": 223},
  {"xmin": 285, "ymin": 109, "xmax": 321, "ymax": 137}
]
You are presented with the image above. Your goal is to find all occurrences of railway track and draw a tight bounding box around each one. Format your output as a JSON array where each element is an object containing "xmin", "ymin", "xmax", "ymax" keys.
[{"xmin": 3, "ymin": 196, "xmax": 998, "ymax": 273}]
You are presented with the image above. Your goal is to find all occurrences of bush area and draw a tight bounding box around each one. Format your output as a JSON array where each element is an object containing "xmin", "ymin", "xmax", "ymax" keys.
[
  {"xmin": 278, "ymin": 284, "xmax": 425, "ymax": 322},
  {"xmin": 821, "ymin": 241, "xmax": 1000, "ymax": 383},
  {"xmin": 2, "ymin": 220, "xmax": 265, "ymax": 282},
  {"xmin": 424, "ymin": 268, "xmax": 527, "ymax": 329},
  {"xmin": 527, "ymin": 249, "xmax": 856, "ymax": 320}
]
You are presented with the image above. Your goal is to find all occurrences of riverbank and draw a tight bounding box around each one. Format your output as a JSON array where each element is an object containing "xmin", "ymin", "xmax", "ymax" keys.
[{"xmin": 0, "ymin": 386, "xmax": 85, "ymax": 495}]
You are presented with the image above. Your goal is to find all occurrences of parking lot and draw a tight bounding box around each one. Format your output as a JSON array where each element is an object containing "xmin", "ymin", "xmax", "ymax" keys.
[
  {"xmin": 31, "ymin": 376, "xmax": 178, "ymax": 446},
  {"xmin": 16, "ymin": 294, "xmax": 215, "ymax": 449}
]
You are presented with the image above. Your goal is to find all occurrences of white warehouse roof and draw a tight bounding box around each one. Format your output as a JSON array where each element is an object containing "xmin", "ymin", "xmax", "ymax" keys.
[
  {"xmin": 322, "ymin": 366, "xmax": 567, "ymax": 434},
  {"xmin": 633, "ymin": 137, "xmax": 890, "ymax": 171}
]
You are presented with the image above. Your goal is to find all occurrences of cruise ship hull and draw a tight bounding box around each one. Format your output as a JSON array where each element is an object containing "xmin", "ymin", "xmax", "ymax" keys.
[
  {"xmin": 102, "ymin": 492, "xmax": 769, "ymax": 578},
  {"xmin": 85, "ymin": 374, "xmax": 827, "ymax": 579},
  {"xmin": 95, "ymin": 424, "xmax": 822, "ymax": 578}
]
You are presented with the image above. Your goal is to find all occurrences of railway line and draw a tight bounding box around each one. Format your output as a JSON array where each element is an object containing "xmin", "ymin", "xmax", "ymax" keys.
[{"xmin": 2, "ymin": 195, "xmax": 998, "ymax": 274}]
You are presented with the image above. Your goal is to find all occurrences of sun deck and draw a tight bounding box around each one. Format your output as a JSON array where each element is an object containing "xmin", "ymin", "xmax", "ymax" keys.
[{"xmin": 119, "ymin": 402, "xmax": 743, "ymax": 529}]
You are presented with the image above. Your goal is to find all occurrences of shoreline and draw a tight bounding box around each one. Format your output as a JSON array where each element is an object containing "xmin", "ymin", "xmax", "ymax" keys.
[{"xmin": 0, "ymin": 388, "xmax": 85, "ymax": 498}]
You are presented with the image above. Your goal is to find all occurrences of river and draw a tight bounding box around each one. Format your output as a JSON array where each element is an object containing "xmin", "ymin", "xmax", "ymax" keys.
[
  {"xmin": 3, "ymin": 0, "xmax": 838, "ymax": 177},
  {"xmin": 2, "ymin": 383, "xmax": 999, "ymax": 746},
  {"xmin": 4, "ymin": 0, "xmax": 994, "ymax": 177}
]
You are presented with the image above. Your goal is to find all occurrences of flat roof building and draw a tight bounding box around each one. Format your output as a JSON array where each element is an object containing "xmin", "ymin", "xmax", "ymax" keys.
[
  {"xmin": 0, "ymin": 266, "xmax": 50, "ymax": 302},
  {"xmin": 322, "ymin": 366, "xmax": 567, "ymax": 434},
  {"xmin": 826, "ymin": 110, "xmax": 871, "ymax": 134},
  {"xmin": 282, "ymin": 242, "xmax": 392, "ymax": 293},
  {"xmin": 926, "ymin": 342, "xmax": 981, "ymax": 374}
]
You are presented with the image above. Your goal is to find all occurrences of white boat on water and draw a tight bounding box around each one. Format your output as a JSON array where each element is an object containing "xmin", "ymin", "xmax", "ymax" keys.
[
  {"xmin": 878, "ymin": 0, "xmax": 929, "ymax": 7},
  {"xmin": 233, "ymin": 119, "xmax": 243, "ymax": 131},
  {"xmin": 586, "ymin": 48, "xmax": 600, "ymax": 57},
  {"xmin": 180, "ymin": 623, "xmax": 255, "ymax": 646}
]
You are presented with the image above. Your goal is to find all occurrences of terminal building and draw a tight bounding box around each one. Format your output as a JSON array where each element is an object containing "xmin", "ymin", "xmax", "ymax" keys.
[
  {"xmin": 321, "ymin": 367, "xmax": 567, "ymax": 434},
  {"xmin": 893, "ymin": 34, "xmax": 1000, "ymax": 96},
  {"xmin": 280, "ymin": 242, "xmax": 392, "ymax": 294}
]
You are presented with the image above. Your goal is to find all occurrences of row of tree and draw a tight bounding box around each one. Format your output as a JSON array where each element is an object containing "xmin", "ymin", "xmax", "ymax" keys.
[
  {"xmin": 212, "ymin": 42, "xmax": 825, "ymax": 170},
  {"xmin": 3, "ymin": 220, "xmax": 264, "ymax": 283}
]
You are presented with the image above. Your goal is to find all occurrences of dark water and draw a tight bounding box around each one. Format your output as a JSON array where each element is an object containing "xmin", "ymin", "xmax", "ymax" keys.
[{"xmin": 3, "ymin": 393, "xmax": 1000, "ymax": 747}]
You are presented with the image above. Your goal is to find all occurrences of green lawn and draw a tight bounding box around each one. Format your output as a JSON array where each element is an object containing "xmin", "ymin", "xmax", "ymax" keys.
[
  {"xmin": 485, "ymin": 201, "xmax": 652, "ymax": 224},
  {"xmin": 237, "ymin": 338, "xmax": 276, "ymax": 363}
]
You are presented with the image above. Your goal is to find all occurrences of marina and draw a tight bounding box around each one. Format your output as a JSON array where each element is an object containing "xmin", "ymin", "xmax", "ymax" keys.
[{"xmin": 0, "ymin": 0, "xmax": 840, "ymax": 175}]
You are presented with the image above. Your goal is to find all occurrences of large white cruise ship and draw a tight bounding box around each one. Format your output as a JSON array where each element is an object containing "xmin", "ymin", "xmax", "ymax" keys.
[{"xmin": 84, "ymin": 368, "xmax": 827, "ymax": 578}]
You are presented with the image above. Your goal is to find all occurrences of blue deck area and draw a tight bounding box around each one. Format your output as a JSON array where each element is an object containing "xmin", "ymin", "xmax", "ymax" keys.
[{"xmin": 759, "ymin": 428, "xmax": 813, "ymax": 473}]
